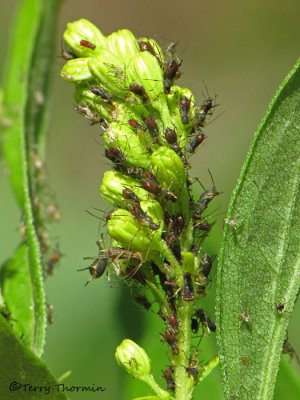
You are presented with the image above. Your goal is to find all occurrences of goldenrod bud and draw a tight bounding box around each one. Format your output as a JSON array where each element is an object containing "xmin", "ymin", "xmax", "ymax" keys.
[
  {"xmin": 138, "ymin": 37, "xmax": 165, "ymax": 67},
  {"xmin": 115, "ymin": 339, "xmax": 152, "ymax": 379},
  {"xmin": 127, "ymin": 52, "xmax": 164, "ymax": 103},
  {"xmin": 107, "ymin": 209, "xmax": 160, "ymax": 252},
  {"xmin": 167, "ymin": 86, "xmax": 195, "ymax": 146},
  {"xmin": 60, "ymin": 58, "xmax": 92, "ymax": 83},
  {"xmin": 100, "ymin": 170, "xmax": 150, "ymax": 207},
  {"xmin": 106, "ymin": 29, "xmax": 139, "ymax": 63},
  {"xmin": 104, "ymin": 123, "xmax": 151, "ymax": 169},
  {"xmin": 63, "ymin": 19, "xmax": 106, "ymax": 57},
  {"xmin": 88, "ymin": 51, "xmax": 127, "ymax": 97},
  {"xmin": 150, "ymin": 147, "xmax": 186, "ymax": 195},
  {"xmin": 74, "ymin": 86, "xmax": 113, "ymax": 122}
]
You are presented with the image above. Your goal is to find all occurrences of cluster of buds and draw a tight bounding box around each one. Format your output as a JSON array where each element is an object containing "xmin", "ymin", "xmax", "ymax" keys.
[{"xmin": 61, "ymin": 19, "xmax": 219, "ymax": 396}]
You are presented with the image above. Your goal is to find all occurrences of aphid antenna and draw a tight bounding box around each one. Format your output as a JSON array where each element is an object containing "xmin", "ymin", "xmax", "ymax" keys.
[{"xmin": 207, "ymin": 168, "xmax": 218, "ymax": 190}]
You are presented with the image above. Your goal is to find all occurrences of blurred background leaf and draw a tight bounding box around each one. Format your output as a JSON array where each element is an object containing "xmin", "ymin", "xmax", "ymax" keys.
[
  {"xmin": 1, "ymin": 1, "xmax": 300, "ymax": 399},
  {"xmin": 0, "ymin": 316, "xmax": 67, "ymax": 400}
]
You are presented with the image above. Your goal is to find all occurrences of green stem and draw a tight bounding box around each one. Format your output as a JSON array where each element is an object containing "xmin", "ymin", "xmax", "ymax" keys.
[
  {"xmin": 174, "ymin": 299, "xmax": 194, "ymax": 400},
  {"xmin": 142, "ymin": 374, "xmax": 172, "ymax": 400}
]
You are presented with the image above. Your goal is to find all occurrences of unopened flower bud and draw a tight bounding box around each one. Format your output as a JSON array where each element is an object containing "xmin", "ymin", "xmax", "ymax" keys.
[
  {"xmin": 60, "ymin": 58, "xmax": 92, "ymax": 83},
  {"xmin": 150, "ymin": 147, "xmax": 186, "ymax": 195},
  {"xmin": 107, "ymin": 209, "xmax": 160, "ymax": 252},
  {"xmin": 88, "ymin": 51, "xmax": 127, "ymax": 97},
  {"xmin": 138, "ymin": 37, "xmax": 165, "ymax": 67},
  {"xmin": 63, "ymin": 19, "xmax": 106, "ymax": 57},
  {"xmin": 127, "ymin": 52, "xmax": 164, "ymax": 103},
  {"xmin": 74, "ymin": 86, "xmax": 113, "ymax": 122},
  {"xmin": 115, "ymin": 339, "xmax": 152, "ymax": 379},
  {"xmin": 100, "ymin": 170, "xmax": 150, "ymax": 207},
  {"xmin": 104, "ymin": 123, "xmax": 151, "ymax": 169},
  {"xmin": 106, "ymin": 29, "xmax": 139, "ymax": 63},
  {"xmin": 167, "ymin": 86, "xmax": 195, "ymax": 146}
]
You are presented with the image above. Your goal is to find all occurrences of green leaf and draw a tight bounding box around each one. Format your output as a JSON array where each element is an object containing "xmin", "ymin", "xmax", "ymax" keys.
[
  {"xmin": 1, "ymin": 0, "xmax": 61, "ymax": 356},
  {"xmin": 274, "ymin": 358, "xmax": 300, "ymax": 400},
  {"xmin": 216, "ymin": 59, "xmax": 300, "ymax": 399},
  {"xmin": 0, "ymin": 243, "xmax": 35, "ymax": 350},
  {"xmin": 0, "ymin": 315, "xmax": 67, "ymax": 400}
]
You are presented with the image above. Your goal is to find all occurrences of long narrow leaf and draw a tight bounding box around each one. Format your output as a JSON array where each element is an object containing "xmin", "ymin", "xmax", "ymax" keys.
[
  {"xmin": 216, "ymin": 59, "xmax": 300, "ymax": 399},
  {"xmin": 1, "ymin": 0, "xmax": 60, "ymax": 355}
]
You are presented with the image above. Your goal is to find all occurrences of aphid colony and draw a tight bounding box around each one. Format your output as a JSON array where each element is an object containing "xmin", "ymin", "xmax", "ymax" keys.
[{"xmin": 61, "ymin": 19, "xmax": 219, "ymax": 391}]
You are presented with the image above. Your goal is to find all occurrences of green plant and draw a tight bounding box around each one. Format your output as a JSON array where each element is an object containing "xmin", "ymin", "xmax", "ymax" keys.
[{"xmin": 1, "ymin": 3, "xmax": 300, "ymax": 400}]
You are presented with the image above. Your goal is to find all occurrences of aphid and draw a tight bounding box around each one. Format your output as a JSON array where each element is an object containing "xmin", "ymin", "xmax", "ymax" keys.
[
  {"xmin": 75, "ymin": 104, "xmax": 103, "ymax": 125},
  {"xmin": 61, "ymin": 46, "xmax": 76, "ymax": 61},
  {"xmin": 179, "ymin": 95, "xmax": 192, "ymax": 124},
  {"xmin": 187, "ymin": 362, "xmax": 199, "ymax": 380},
  {"xmin": 144, "ymin": 116, "xmax": 160, "ymax": 142},
  {"xmin": 240, "ymin": 356, "xmax": 250, "ymax": 366},
  {"xmin": 162, "ymin": 366, "xmax": 175, "ymax": 391},
  {"xmin": 164, "ymin": 58, "xmax": 182, "ymax": 94},
  {"xmin": 133, "ymin": 294, "xmax": 152, "ymax": 311},
  {"xmin": 167, "ymin": 314, "xmax": 179, "ymax": 334},
  {"xmin": 46, "ymin": 249, "xmax": 63, "ymax": 275},
  {"xmin": 163, "ymin": 214, "xmax": 177, "ymax": 245},
  {"xmin": 193, "ymin": 309, "xmax": 216, "ymax": 333},
  {"xmin": 194, "ymin": 218, "xmax": 212, "ymax": 234},
  {"xmin": 128, "ymin": 118, "xmax": 146, "ymax": 131},
  {"xmin": 191, "ymin": 316, "xmax": 199, "ymax": 333},
  {"xmin": 80, "ymin": 39, "xmax": 96, "ymax": 50},
  {"xmin": 164, "ymin": 128, "xmax": 177, "ymax": 145},
  {"xmin": 140, "ymin": 172, "xmax": 177, "ymax": 202},
  {"xmin": 46, "ymin": 203, "xmax": 61, "ymax": 222},
  {"xmin": 138, "ymin": 38, "xmax": 163, "ymax": 67},
  {"xmin": 122, "ymin": 188, "xmax": 140, "ymax": 203},
  {"xmin": 163, "ymin": 329, "xmax": 179, "ymax": 355},
  {"xmin": 77, "ymin": 241, "xmax": 108, "ymax": 286},
  {"xmin": 182, "ymin": 273, "xmax": 194, "ymax": 301},
  {"xmin": 200, "ymin": 253, "xmax": 214, "ymax": 277},
  {"xmin": 282, "ymin": 338, "xmax": 300, "ymax": 364},
  {"xmin": 129, "ymin": 83, "xmax": 149, "ymax": 104},
  {"xmin": 90, "ymin": 86, "xmax": 113, "ymax": 103},
  {"xmin": 47, "ymin": 303, "xmax": 55, "ymax": 325},
  {"xmin": 193, "ymin": 171, "xmax": 220, "ymax": 219},
  {"xmin": 175, "ymin": 215, "xmax": 185, "ymax": 234},
  {"xmin": 164, "ymin": 128, "xmax": 183, "ymax": 157},
  {"xmin": 128, "ymin": 203, "xmax": 160, "ymax": 230},
  {"xmin": 276, "ymin": 303, "xmax": 285, "ymax": 313},
  {"xmin": 163, "ymin": 41, "xmax": 182, "ymax": 94},
  {"xmin": 195, "ymin": 253, "xmax": 214, "ymax": 290},
  {"xmin": 195, "ymin": 97, "xmax": 217, "ymax": 127},
  {"xmin": 107, "ymin": 247, "xmax": 143, "ymax": 263},
  {"xmin": 105, "ymin": 147, "xmax": 126, "ymax": 166},
  {"xmin": 241, "ymin": 312, "xmax": 250, "ymax": 323},
  {"xmin": 188, "ymin": 131, "xmax": 206, "ymax": 154}
]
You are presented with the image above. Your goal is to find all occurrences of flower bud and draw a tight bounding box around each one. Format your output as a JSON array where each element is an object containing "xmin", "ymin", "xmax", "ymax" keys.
[
  {"xmin": 74, "ymin": 86, "xmax": 113, "ymax": 122},
  {"xmin": 100, "ymin": 170, "xmax": 150, "ymax": 207},
  {"xmin": 63, "ymin": 19, "xmax": 106, "ymax": 57},
  {"xmin": 115, "ymin": 339, "xmax": 152, "ymax": 379},
  {"xmin": 60, "ymin": 58, "xmax": 92, "ymax": 83},
  {"xmin": 104, "ymin": 123, "xmax": 151, "ymax": 169},
  {"xmin": 138, "ymin": 37, "xmax": 165, "ymax": 67},
  {"xmin": 167, "ymin": 86, "xmax": 195, "ymax": 147},
  {"xmin": 107, "ymin": 208, "xmax": 161, "ymax": 252},
  {"xmin": 127, "ymin": 52, "xmax": 164, "ymax": 103},
  {"xmin": 88, "ymin": 51, "xmax": 127, "ymax": 97},
  {"xmin": 106, "ymin": 29, "xmax": 139, "ymax": 63},
  {"xmin": 150, "ymin": 147, "xmax": 186, "ymax": 195}
]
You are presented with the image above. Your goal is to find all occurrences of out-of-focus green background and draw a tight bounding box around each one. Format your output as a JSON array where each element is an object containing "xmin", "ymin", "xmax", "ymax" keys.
[{"xmin": 1, "ymin": 1, "xmax": 300, "ymax": 399}]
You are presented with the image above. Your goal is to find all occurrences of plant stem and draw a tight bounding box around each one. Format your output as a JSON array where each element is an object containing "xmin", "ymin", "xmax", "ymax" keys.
[{"xmin": 174, "ymin": 299, "xmax": 194, "ymax": 400}]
